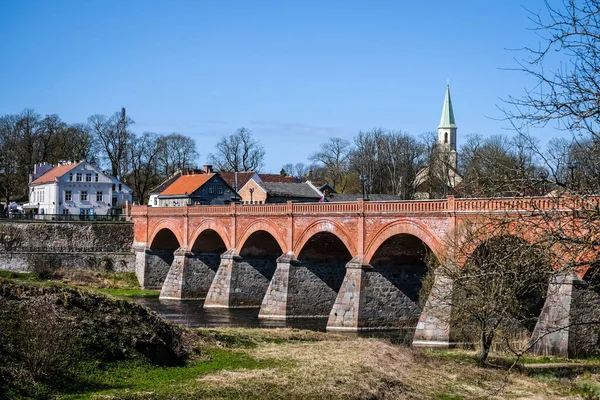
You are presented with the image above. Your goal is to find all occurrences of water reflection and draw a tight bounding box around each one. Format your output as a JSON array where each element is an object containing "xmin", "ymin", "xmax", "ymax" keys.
[{"xmin": 135, "ymin": 297, "xmax": 415, "ymax": 345}]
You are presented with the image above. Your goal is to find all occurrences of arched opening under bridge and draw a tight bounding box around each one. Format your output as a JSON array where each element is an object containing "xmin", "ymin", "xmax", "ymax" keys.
[
  {"xmin": 452, "ymin": 235, "xmax": 550, "ymax": 349},
  {"xmin": 232, "ymin": 230, "xmax": 283, "ymax": 307},
  {"xmin": 361, "ymin": 233, "xmax": 435, "ymax": 336},
  {"xmin": 146, "ymin": 228, "xmax": 181, "ymax": 289},
  {"xmin": 291, "ymin": 231, "xmax": 353, "ymax": 317},
  {"xmin": 165, "ymin": 229, "xmax": 227, "ymax": 299}
]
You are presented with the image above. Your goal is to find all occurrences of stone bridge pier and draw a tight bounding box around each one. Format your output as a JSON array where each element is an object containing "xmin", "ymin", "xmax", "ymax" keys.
[{"xmin": 204, "ymin": 230, "xmax": 281, "ymax": 308}]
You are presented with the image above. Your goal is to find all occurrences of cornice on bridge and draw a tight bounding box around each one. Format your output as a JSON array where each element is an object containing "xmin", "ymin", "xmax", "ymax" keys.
[{"xmin": 131, "ymin": 195, "xmax": 600, "ymax": 217}]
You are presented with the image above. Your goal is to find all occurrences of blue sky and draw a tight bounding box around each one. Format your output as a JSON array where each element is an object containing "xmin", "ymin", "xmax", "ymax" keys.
[{"xmin": 0, "ymin": 1, "xmax": 563, "ymax": 172}]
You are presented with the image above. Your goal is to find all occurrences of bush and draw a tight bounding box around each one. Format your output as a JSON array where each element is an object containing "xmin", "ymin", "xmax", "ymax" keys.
[
  {"xmin": 16, "ymin": 297, "xmax": 78, "ymax": 380},
  {"xmin": 28, "ymin": 254, "xmax": 62, "ymax": 279}
]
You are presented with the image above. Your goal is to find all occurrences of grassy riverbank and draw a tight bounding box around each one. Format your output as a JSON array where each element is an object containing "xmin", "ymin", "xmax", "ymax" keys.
[
  {"xmin": 1, "ymin": 272, "xmax": 599, "ymax": 399},
  {"xmin": 0, "ymin": 269, "xmax": 160, "ymax": 298},
  {"xmin": 53, "ymin": 328, "xmax": 600, "ymax": 399}
]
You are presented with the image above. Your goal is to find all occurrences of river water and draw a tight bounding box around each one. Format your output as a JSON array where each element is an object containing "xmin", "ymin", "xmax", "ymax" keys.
[{"xmin": 136, "ymin": 297, "xmax": 416, "ymax": 345}]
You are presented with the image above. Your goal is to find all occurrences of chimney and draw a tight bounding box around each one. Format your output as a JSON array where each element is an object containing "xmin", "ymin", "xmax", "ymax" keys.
[{"xmin": 203, "ymin": 165, "xmax": 213, "ymax": 174}]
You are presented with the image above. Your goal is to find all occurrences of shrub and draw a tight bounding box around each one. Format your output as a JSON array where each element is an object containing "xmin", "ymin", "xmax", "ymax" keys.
[{"xmin": 28, "ymin": 254, "xmax": 62, "ymax": 279}]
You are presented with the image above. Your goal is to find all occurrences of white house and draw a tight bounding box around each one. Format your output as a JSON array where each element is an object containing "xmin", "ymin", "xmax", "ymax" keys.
[{"xmin": 28, "ymin": 161, "xmax": 133, "ymax": 216}]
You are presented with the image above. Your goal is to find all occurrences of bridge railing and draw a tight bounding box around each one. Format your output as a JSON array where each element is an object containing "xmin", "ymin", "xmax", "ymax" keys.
[
  {"xmin": 365, "ymin": 200, "xmax": 447, "ymax": 213},
  {"xmin": 130, "ymin": 195, "xmax": 600, "ymax": 217}
]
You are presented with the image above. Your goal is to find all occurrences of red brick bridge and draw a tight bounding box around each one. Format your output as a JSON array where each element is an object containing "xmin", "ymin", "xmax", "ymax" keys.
[{"xmin": 131, "ymin": 196, "xmax": 598, "ymax": 356}]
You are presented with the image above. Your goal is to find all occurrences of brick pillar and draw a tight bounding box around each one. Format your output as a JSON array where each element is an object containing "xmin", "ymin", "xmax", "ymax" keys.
[
  {"xmin": 412, "ymin": 269, "xmax": 454, "ymax": 348},
  {"xmin": 204, "ymin": 249, "xmax": 240, "ymax": 308},
  {"xmin": 327, "ymin": 255, "xmax": 371, "ymax": 330},
  {"xmin": 258, "ymin": 253, "xmax": 296, "ymax": 319},
  {"xmin": 530, "ymin": 272, "xmax": 589, "ymax": 357}
]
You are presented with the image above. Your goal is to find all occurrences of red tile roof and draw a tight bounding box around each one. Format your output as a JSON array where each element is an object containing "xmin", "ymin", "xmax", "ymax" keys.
[
  {"xmin": 259, "ymin": 174, "xmax": 299, "ymax": 183},
  {"xmin": 160, "ymin": 173, "xmax": 215, "ymax": 196},
  {"xmin": 31, "ymin": 163, "xmax": 81, "ymax": 185},
  {"xmin": 218, "ymin": 171, "xmax": 255, "ymax": 190}
]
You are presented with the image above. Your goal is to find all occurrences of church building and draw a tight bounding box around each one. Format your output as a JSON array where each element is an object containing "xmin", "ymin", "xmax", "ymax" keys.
[{"xmin": 414, "ymin": 84, "xmax": 463, "ymax": 199}]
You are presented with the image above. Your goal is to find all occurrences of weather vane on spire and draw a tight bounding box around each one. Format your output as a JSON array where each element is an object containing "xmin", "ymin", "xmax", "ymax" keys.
[{"xmin": 446, "ymin": 79, "xmax": 450, "ymax": 86}]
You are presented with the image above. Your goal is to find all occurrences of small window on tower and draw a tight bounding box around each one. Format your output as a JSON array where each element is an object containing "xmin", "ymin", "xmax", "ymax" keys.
[{"xmin": 444, "ymin": 132, "xmax": 448, "ymax": 144}]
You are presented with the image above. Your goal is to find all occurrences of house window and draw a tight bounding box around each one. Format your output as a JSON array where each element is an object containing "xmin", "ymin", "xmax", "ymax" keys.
[
  {"xmin": 81, "ymin": 191, "xmax": 88, "ymax": 201},
  {"xmin": 95, "ymin": 173, "xmax": 99, "ymax": 182},
  {"xmin": 154, "ymin": 198, "xmax": 157, "ymax": 206},
  {"xmin": 69, "ymin": 173, "xmax": 73, "ymax": 182},
  {"xmin": 208, "ymin": 185, "xmax": 215, "ymax": 194},
  {"xmin": 76, "ymin": 173, "xmax": 82, "ymax": 182},
  {"xmin": 118, "ymin": 183, "xmax": 122, "ymax": 191},
  {"xmin": 96, "ymin": 191, "xmax": 103, "ymax": 202},
  {"xmin": 86, "ymin": 173, "xmax": 92, "ymax": 182},
  {"xmin": 112, "ymin": 183, "xmax": 116, "ymax": 191},
  {"xmin": 65, "ymin": 191, "xmax": 72, "ymax": 201},
  {"xmin": 62, "ymin": 209, "xmax": 69, "ymax": 215},
  {"xmin": 216, "ymin": 185, "xmax": 223, "ymax": 195}
]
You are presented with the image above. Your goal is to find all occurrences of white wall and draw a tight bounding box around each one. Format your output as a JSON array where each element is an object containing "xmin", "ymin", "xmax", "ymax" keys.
[{"xmin": 29, "ymin": 162, "xmax": 132, "ymax": 215}]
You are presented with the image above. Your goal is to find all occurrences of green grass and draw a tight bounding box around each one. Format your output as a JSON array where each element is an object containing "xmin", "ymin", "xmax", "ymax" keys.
[
  {"xmin": 0, "ymin": 270, "xmax": 39, "ymax": 281},
  {"xmin": 96, "ymin": 287, "xmax": 160, "ymax": 298},
  {"xmin": 0, "ymin": 269, "xmax": 160, "ymax": 299},
  {"xmin": 57, "ymin": 349, "xmax": 278, "ymax": 400}
]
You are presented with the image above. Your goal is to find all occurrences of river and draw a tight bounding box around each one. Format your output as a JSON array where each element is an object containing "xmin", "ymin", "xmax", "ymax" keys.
[{"xmin": 136, "ymin": 297, "xmax": 416, "ymax": 345}]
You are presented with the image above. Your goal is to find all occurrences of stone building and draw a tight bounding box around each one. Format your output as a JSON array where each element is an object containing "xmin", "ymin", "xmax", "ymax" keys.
[
  {"xmin": 414, "ymin": 84, "xmax": 463, "ymax": 199},
  {"xmin": 28, "ymin": 161, "xmax": 132, "ymax": 216}
]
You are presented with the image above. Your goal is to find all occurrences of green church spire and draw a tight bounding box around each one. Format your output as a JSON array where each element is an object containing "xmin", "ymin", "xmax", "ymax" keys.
[{"xmin": 438, "ymin": 84, "xmax": 457, "ymax": 129}]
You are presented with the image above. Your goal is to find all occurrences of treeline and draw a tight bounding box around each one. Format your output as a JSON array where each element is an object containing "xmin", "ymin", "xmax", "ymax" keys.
[
  {"xmin": 282, "ymin": 130, "xmax": 600, "ymax": 199},
  {"xmin": 2, "ymin": 107, "xmax": 598, "ymax": 205},
  {"xmin": 0, "ymin": 108, "xmax": 198, "ymax": 204}
]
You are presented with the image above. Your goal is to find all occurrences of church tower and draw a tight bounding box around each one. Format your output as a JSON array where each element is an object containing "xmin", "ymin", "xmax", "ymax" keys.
[{"xmin": 437, "ymin": 84, "xmax": 457, "ymax": 169}]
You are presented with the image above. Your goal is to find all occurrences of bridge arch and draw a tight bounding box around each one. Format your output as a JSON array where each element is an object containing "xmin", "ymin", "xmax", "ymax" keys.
[
  {"xmin": 365, "ymin": 219, "xmax": 445, "ymax": 264},
  {"xmin": 149, "ymin": 219, "xmax": 184, "ymax": 250},
  {"xmin": 189, "ymin": 219, "xmax": 231, "ymax": 250},
  {"xmin": 238, "ymin": 219, "xmax": 288, "ymax": 254},
  {"xmin": 294, "ymin": 219, "xmax": 357, "ymax": 257},
  {"xmin": 453, "ymin": 219, "xmax": 544, "ymax": 267}
]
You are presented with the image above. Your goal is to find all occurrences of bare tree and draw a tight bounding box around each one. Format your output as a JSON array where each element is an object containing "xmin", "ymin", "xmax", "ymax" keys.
[
  {"xmin": 309, "ymin": 137, "xmax": 353, "ymax": 192},
  {"xmin": 458, "ymin": 134, "xmax": 542, "ymax": 197},
  {"xmin": 57, "ymin": 123, "xmax": 99, "ymax": 165},
  {"xmin": 0, "ymin": 114, "xmax": 24, "ymax": 203},
  {"xmin": 431, "ymin": 219, "xmax": 553, "ymax": 365},
  {"xmin": 156, "ymin": 133, "xmax": 199, "ymax": 176},
  {"xmin": 126, "ymin": 132, "xmax": 161, "ymax": 205},
  {"xmin": 208, "ymin": 128, "xmax": 265, "ymax": 172},
  {"xmin": 88, "ymin": 108, "xmax": 133, "ymax": 179},
  {"xmin": 281, "ymin": 162, "xmax": 310, "ymax": 181}
]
